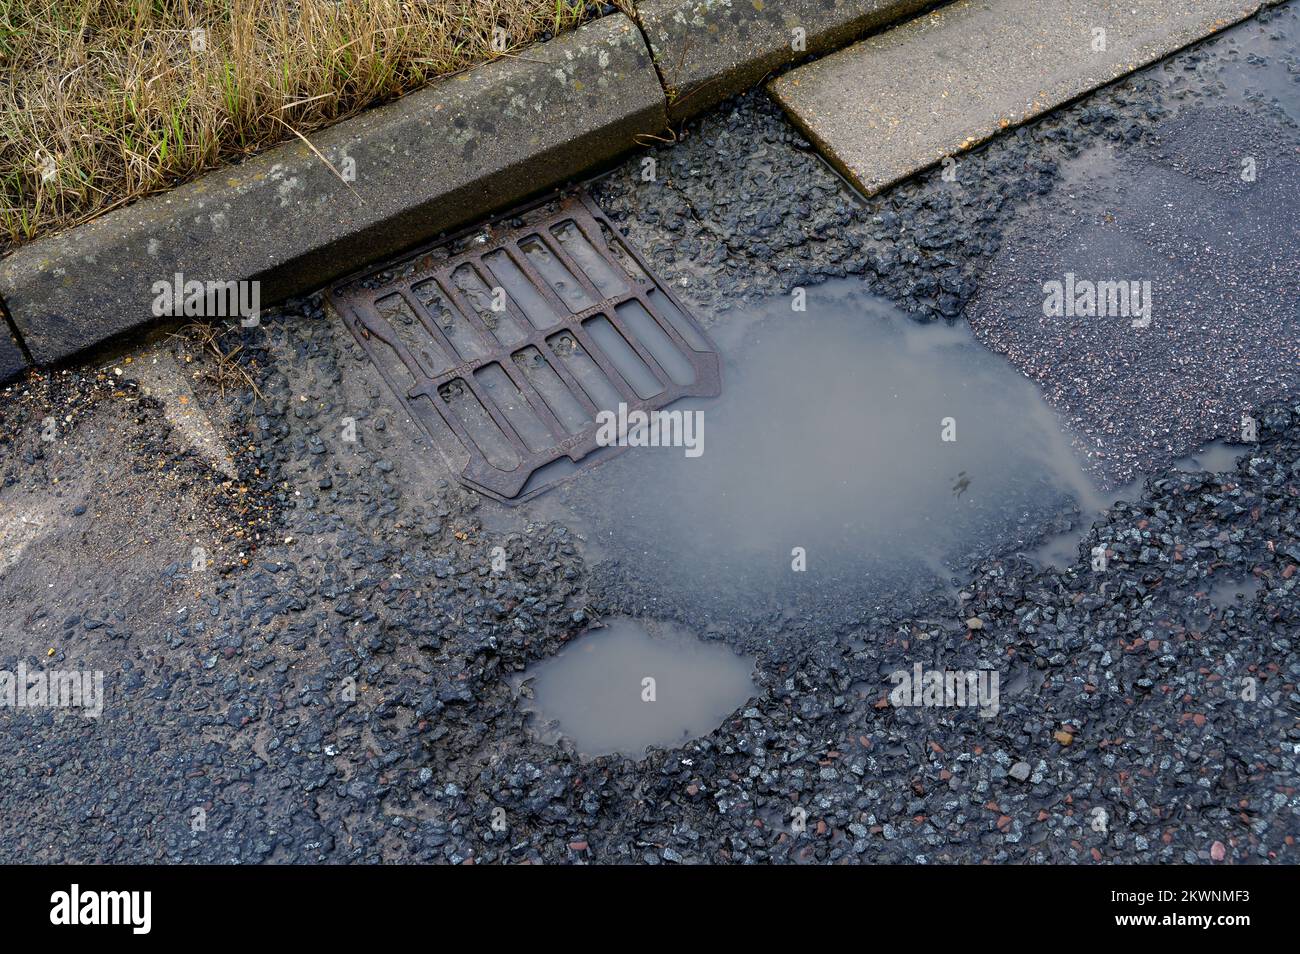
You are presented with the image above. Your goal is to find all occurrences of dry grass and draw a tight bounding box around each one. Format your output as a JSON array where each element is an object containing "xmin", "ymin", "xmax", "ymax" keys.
[
  {"xmin": 171, "ymin": 320, "xmax": 265, "ymax": 400},
  {"xmin": 0, "ymin": 0, "xmax": 593, "ymax": 253}
]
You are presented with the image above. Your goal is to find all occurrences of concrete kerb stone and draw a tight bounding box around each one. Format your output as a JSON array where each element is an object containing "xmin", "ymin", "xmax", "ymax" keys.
[
  {"xmin": 0, "ymin": 1, "xmax": 940, "ymax": 378},
  {"xmin": 0, "ymin": 12, "xmax": 665, "ymax": 371},
  {"xmin": 633, "ymin": 0, "xmax": 934, "ymax": 121}
]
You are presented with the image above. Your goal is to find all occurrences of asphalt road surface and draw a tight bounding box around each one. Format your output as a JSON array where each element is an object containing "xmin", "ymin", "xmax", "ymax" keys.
[{"xmin": 0, "ymin": 4, "xmax": 1295, "ymax": 863}]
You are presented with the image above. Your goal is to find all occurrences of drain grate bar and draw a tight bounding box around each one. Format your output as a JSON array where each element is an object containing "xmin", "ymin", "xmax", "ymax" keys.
[{"xmin": 329, "ymin": 192, "xmax": 722, "ymax": 503}]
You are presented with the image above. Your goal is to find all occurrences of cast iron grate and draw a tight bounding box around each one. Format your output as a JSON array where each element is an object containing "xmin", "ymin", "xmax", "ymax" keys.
[{"xmin": 329, "ymin": 193, "xmax": 722, "ymax": 502}]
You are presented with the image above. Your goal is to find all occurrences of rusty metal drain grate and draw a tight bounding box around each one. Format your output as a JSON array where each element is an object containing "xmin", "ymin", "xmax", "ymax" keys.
[{"xmin": 328, "ymin": 193, "xmax": 722, "ymax": 502}]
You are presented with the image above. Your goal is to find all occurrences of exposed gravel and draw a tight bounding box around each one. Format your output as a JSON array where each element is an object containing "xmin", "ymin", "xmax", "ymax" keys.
[{"xmin": 0, "ymin": 3, "xmax": 1296, "ymax": 863}]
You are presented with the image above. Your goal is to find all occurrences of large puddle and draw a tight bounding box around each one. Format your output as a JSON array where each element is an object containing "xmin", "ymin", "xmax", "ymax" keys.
[
  {"xmin": 516, "ymin": 617, "xmax": 756, "ymax": 757},
  {"xmin": 542, "ymin": 279, "xmax": 1107, "ymax": 621}
]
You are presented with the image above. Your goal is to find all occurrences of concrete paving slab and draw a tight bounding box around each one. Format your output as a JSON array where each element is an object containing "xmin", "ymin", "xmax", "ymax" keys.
[
  {"xmin": 769, "ymin": 0, "xmax": 1264, "ymax": 196},
  {"xmin": 0, "ymin": 13, "xmax": 665, "ymax": 368},
  {"xmin": 636, "ymin": 0, "xmax": 931, "ymax": 120}
]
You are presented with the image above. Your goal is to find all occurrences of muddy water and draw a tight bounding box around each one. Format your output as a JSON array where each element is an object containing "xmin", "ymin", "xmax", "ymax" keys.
[
  {"xmin": 516, "ymin": 617, "xmax": 756, "ymax": 756},
  {"xmin": 541, "ymin": 279, "xmax": 1103, "ymax": 621}
]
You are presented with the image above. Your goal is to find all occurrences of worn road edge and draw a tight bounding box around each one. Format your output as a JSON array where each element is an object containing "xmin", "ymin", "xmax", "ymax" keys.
[{"xmin": 769, "ymin": 0, "xmax": 1275, "ymax": 198}]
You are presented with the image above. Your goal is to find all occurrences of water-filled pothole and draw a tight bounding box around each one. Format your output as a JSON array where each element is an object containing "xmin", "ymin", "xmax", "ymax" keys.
[
  {"xmin": 515, "ymin": 617, "xmax": 757, "ymax": 757},
  {"xmin": 539, "ymin": 279, "xmax": 1102, "ymax": 621}
]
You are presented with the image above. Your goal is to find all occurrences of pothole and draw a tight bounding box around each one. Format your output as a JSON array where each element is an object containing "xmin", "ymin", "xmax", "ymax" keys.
[
  {"xmin": 514, "ymin": 617, "xmax": 757, "ymax": 758},
  {"xmin": 538, "ymin": 278, "xmax": 1105, "ymax": 619}
]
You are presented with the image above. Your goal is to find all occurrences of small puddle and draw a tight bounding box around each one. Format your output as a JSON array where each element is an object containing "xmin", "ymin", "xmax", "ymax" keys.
[
  {"xmin": 515, "ymin": 617, "xmax": 756, "ymax": 757},
  {"xmin": 1204, "ymin": 574, "xmax": 1262, "ymax": 608},
  {"xmin": 1173, "ymin": 442, "xmax": 1245, "ymax": 474},
  {"xmin": 1029, "ymin": 441, "xmax": 1249, "ymax": 570}
]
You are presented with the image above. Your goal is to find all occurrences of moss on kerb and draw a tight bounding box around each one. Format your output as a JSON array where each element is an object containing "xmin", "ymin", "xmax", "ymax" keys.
[
  {"xmin": 458, "ymin": 22, "xmax": 648, "ymax": 121},
  {"xmin": 659, "ymin": 0, "xmax": 824, "ymax": 48}
]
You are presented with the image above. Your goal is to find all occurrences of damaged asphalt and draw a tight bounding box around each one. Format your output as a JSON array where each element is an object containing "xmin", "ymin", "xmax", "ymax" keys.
[{"xmin": 0, "ymin": 4, "xmax": 1296, "ymax": 863}]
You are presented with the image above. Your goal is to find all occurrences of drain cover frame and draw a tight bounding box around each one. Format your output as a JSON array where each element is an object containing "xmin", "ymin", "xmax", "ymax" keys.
[{"xmin": 329, "ymin": 192, "xmax": 722, "ymax": 503}]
